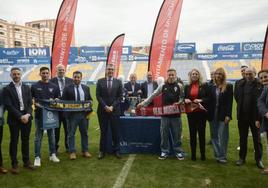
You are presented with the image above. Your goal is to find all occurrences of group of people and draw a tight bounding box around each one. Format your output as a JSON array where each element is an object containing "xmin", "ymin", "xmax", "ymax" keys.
[
  {"xmin": 138, "ymin": 66, "xmax": 268, "ymax": 174},
  {"xmin": 0, "ymin": 64, "xmax": 96, "ymax": 174},
  {"xmin": 1, "ymin": 63, "xmax": 268, "ymax": 175}
]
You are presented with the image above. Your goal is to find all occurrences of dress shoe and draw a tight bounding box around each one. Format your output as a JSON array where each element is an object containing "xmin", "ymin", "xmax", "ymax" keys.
[
  {"xmin": 82, "ymin": 152, "xmax": 92, "ymax": 158},
  {"xmin": 201, "ymin": 155, "xmax": 206, "ymax": 161},
  {"xmin": 256, "ymin": 160, "xmax": 265, "ymax": 169},
  {"xmin": 10, "ymin": 167, "xmax": 20, "ymax": 174},
  {"xmin": 98, "ymin": 152, "xmax": 105, "ymax": 160},
  {"xmin": 0, "ymin": 166, "xmax": 8, "ymax": 174},
  {"xmin": 236, "ymin": 159, "xmax": 245, "ymax": 166},
  {"xmin": 115, "ymin": 152, "xmax": 122, "ymax": 159},
  {"xmin": 70, "ymin": 153, "xmax": 77, "ymax": 160},
  {"xmin": 23, "ymin": 163, "xmax": 35, "ymax": 170},
  {"xmin": 191, "ymin": 156, "xmax": 196, "ymax": 161}
]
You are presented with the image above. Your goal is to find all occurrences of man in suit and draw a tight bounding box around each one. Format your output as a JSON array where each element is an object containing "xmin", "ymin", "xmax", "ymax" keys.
[
  {"xmin": 235, "ymin": 67, "xmax": 264, "ymax": 169},
  {"xmin": 50, "ymin": 64, "xmax": 73, "ymax": 153},
  {"xmin": 3, "ymin": 67, "xmax": 34, "ymax": 174},
  {"xmin": 140, "ymin": 71, "xmax": 158, "ymax": 99},
  {"xmin": 124, "ymin": 73, "xmax": 142, "ymax": 97},
  {"xmin": 0, "ymin": 88, "xmax": 8, "ymax": 174},
  {"xmin": 62, "ymin": 71, "xmax": 93, "ymax": 160},
  {"xmin": 96, "ymin": 64, "xmax": 123, "ymax": 159},
  {"xmin": 31, "ymin": 67, "xmax": 60, "ymax": 167}
]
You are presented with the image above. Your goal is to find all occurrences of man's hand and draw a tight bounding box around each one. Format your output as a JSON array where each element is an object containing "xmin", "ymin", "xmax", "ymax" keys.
[
  {"xmin": 104, "ymin": 106, "xmax": 112, "ymax": 113},
  {"xmin": 193, "ymin": 99, "xmax": 202, "ymax": 103},
  {"xmin": 184, "ymin": 99, "xmax": 191, "ymax": 104},
  {"xmin": 137, "ymin": 102, "xmax": 144, "ymax": 108},
  {"xmin": 265, "ymin": 112, "xmax": 268, "ymax": 119},
  {"xmin": 21, "ymin": 114, "xmax": 31, "ymax": 124},
  {"xmin": 255, "ymin": 121, "xmax": 260, "ymax": 128},
  {"xmin": 224, "ymin": 116, "xmax": 231, "ymax": 125}
]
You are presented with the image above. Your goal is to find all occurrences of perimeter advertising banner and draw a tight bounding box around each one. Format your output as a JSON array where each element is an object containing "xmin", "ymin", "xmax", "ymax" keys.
[
  {"xmin": 25, "ymin": 47, "xmax": 50, "ymax": 57},
  {"xmin": 149, "ymin": 0, "xmax": 184, "ymax": 80},
  {"xmin": 174, "ymin": 42, "xmax": 196, "ymax": 53},
  {"xmin": 242, "ymin": 42, "xmax": 263, "ymax": 52},
  {"xmin": 213, "ymin": 43, "xmax": 240, "ymax": 54},
  {"xmin": 0, "ymin": 48, "xmax": 24, "ymax": 58},
  {"xmin": 51, "ymin": 0, "xmax": 78, "ymax": 77}
]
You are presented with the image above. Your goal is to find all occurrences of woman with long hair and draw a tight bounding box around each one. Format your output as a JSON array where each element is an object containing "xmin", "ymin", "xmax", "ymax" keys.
[
  {"xmin": 184, "ymin": 69, "xmax": 209, "ymax": 161},
  {"xmin": 207, "ymin": 68, "xmax": 233, "ymax": 164}
]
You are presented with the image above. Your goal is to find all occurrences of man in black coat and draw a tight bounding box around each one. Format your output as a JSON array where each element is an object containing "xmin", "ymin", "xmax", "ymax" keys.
[
  {"xmin": 62, "ymin": 71, "xmax": 93, "ymax": 160},
  {"xmin": 3, "ymin": 67, "xmax": 34, "ymax": 174},
  {"xmin": 50, "ymin": 64, "xmax": 73, "ymax": 153},
  {"xmin": 235, "ymin": 67, "xmax": 264, "ymax": 169},
  {"xmin": 96, "ymin": 64, "xmax": 123, "ymax": 159},
  {"xmin": 124, "ymin": 73, "xmax": 142, "ymax": 97},
  {"xmin": 140, "ymin": 71, "xmax": 158, "ymax": 99}
]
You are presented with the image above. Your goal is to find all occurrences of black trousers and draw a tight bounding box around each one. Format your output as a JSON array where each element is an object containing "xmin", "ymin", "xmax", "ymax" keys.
[
  {"xmin": 55, "ymin": 112, "xmax": 69, "ymax": 152},
  {"xmin": 98, "ymin": 113, "xmax": 120, "ymax": 153},
  {"xmin": 238, "ymin": 118, "xmax": 262, "ymax": 161},
  {"xmin": 0, "ymin": 126, "xmax": 3, "ymax": 166},
  {"xmin": 8, "ymin": 122, "xmax": 31, "ymax": 167},
  {"xmin": 187, "ymin": 112, "xmax": 206, "ymax": 158}
]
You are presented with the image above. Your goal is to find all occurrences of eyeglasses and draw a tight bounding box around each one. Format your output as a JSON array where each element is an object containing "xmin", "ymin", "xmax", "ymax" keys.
[{"xmin": 214, "ymin": 72, "xmax": 222, "ymax": 75}]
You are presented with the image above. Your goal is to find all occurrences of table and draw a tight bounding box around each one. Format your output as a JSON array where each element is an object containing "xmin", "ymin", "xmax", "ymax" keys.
[{"xmin": 107, "ymin": 116, "xmax": 162, "ymax": 154}]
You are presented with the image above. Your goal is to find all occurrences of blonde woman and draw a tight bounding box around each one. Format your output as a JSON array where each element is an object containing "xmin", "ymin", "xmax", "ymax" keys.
[
  {"xmin": 207, "ymin": 68, "xmax": 233, "ymax": 164},
  {"xmin": 184, "ymin": 69, "xmax": 209, "ymax": 161}
]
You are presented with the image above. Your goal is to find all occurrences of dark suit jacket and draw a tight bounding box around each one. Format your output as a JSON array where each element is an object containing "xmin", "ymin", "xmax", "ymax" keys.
[
  {"xmin": 96, "ymin": 77, "xmax": 123, "ymax": 116},
  {"xmin": 236, "ymin": 79, "xmax": 262, "ymax": 121},
  {"xmin": 50, "ymin": 77, "xmax": 73, "ymax": 97},
  {"xmin": 184, "ymin": 82, "xmax": 210, "ymax": 111},
  {"xmin": 258, "ymin": 86, "xmax": 268, "ymax": 131},
  {"xmin": 62, "ymin": 83, "xmax": 93, "ymax": 116},
  {"xmin": 140, "ymin": 81, "xmax": 158, "ymax": 98},
  {"xmin": 207, "ymin": 83, "xmax": 233, "ymax": 121},
  {"xmin": 3, "ymin": 82, "xmax": 32, "ymax": 124},
  {"xmin": 124, "ymin": 82, "xmax": 141, "ymax": 97},
  {"xmin": 234, "ymin": 78, "xmax": 245, "ymax": 102}
]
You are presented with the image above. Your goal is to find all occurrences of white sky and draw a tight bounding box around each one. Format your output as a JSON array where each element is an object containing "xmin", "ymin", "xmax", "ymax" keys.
[{"xmin": 0, "ymin": 0, "xmax": 268, "ymax": 52}]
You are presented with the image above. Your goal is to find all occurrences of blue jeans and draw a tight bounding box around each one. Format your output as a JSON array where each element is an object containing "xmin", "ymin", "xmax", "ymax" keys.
[
  {"xmin": 160, "ymin": 116, "xmax": 182, "ymax": 154},
  {"xmin": 209, "ymin": 120, "xmax": 229, "ymax": 160},
  {"xmin": 34, "ymin": 118, "xmax": 56, "ymax": 157},
  {"xmin": 67, "ymin": 113, "xmax": 89, "ymax": 153}
]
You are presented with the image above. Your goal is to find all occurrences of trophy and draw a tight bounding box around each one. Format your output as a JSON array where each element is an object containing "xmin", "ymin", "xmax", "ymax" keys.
[{"xmin": 126, "ymin": 96, "xmax": 141, "ymax": 116}]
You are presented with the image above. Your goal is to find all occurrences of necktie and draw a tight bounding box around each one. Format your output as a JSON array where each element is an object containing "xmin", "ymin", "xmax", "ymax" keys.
[
  {"xmin": 108, "ymin": 79, "xmax": 112, "ymax": 93},
  {"xmin": 76, "ymin": 85, "xmax": 80, "ymax": 101},
  {"xmin": 59, "ymin": 78, "xmax": 65, "ymax": 88}
]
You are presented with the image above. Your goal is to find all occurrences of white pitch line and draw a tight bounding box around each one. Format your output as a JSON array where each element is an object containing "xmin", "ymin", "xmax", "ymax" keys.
[{"xmin": 112, "ymin": 154, "xmax": 136, "ymax": 188}]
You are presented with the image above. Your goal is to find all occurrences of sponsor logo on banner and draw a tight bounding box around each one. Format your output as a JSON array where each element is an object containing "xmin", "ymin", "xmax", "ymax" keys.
[
  {"xmin": 213, "ymin": 43, "xmax": 240, "ymax": 53},
  {"xmin": 218, "ymin": 53, "xmax": 240, "ymax": 59},
  {"xmin": 240, "ymin": 53, "xmax": 262, "ymax": 59},
  {"xmin": 173, "ymin": 53, "xmax": 189, "ymax": 60},
  {"xmin": 174, "ymin": 43, "xmax": 196, "ymax": 53},
  {"xmin": 0, "ymin": 48, "xmax": 24, "ymax": 58},
  {"xmin": 80, "ymin": 46, "xmax": 105, "ymax": 56},
  {"xmin": 196, "ymin": 53, "xmax": 218, "ymax": 60},
  {"xmin": 242, "ymin": 42, "xmax": 263, "ymax": 52},
  {"xmin": 133, "ymin": 55, "xmax": 149, "ymax": 61},
  {"xmin": 26, "ymin": 48, "xmax": 50, "ymax": 57},
  {"xmin": 0, "ymin": 58, "xmax": 15, "ymax": 64}
]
